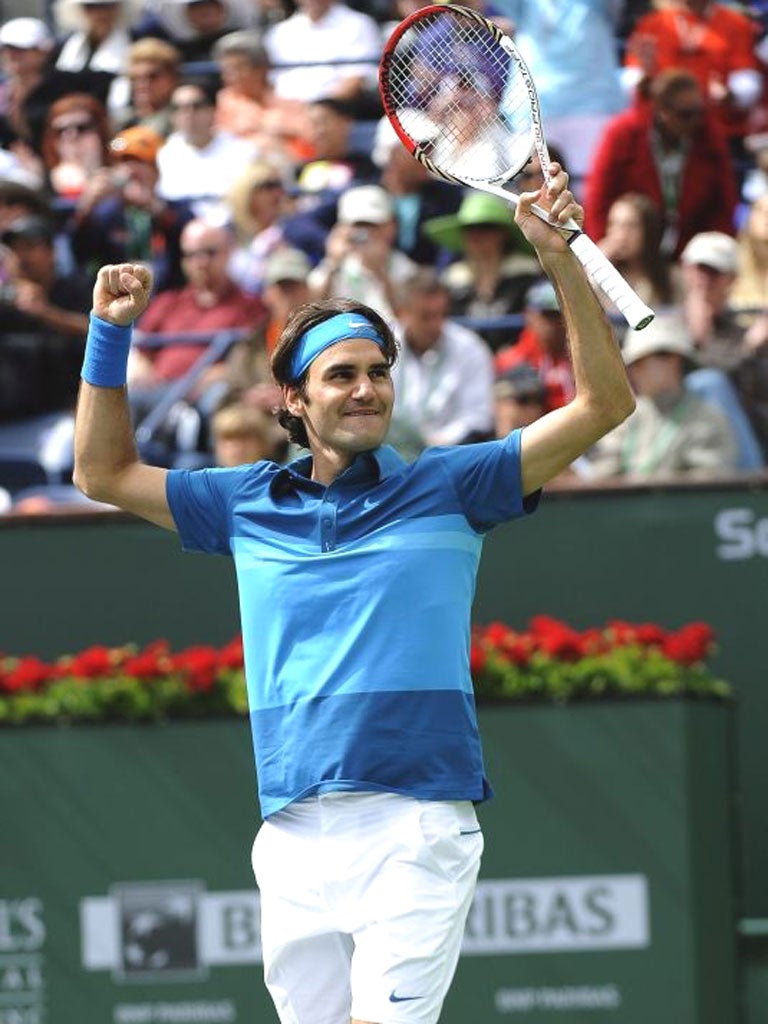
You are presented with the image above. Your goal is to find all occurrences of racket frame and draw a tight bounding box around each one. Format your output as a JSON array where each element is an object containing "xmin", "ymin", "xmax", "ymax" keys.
[{"xmin": 379, "ymin": 4, "xmax": 655, "ymax": 330}]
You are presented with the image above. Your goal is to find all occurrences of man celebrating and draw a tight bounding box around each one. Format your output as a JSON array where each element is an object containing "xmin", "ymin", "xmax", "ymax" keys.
[{"xmin": 73, "ymin": 165, "xmax": 634, "ymax": 1024}]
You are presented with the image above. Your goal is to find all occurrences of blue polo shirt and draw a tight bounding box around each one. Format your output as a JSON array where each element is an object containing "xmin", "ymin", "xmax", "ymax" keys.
[{"xmin": 167, "ymin": 431, "xmax": 537, "ymax": 817}]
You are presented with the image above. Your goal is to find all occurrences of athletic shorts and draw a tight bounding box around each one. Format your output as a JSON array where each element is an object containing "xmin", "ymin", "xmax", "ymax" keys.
[{"xmin": 251, "ymin": 791, "xmax": 484, "ymax": 1024}]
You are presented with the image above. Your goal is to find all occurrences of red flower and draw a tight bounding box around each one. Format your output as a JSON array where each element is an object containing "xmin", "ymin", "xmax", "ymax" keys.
[
  {"xmin": 498, "ymin": 635, "xmax": 532, "ymax": 667},
  {"xmin": 218, "ymin": 636, "xmax": 244, "ymax": 670},
  {"xmin": 171, "ymin": 646, "xmax": 219, "ymax": 692},
  {"xmin": 607, "ymin": 620, "xmax": 639, "ymax": 646},
  {"xmin": 1, "ymin": 656, "xmax": 52, "ymax": 693},
  {"xmin": 470, "ymin": 644, "xmax": 488, "ymax": 675},
  {"xmin": 64, "ymin": 645, "xmax": 120, "ymax": 679},
  {"xmin": 123, "ymin": 641, "xmax": 171, "ymax": 680},
  {"xmin": 662, "ymin": 623, "xmax": 714, "ymax": 665},
  {"xmin": 528, "ymin": 617, "xmax": 585, "ymax": 661},
  {"xmin": 635, "ymin": 623, "xmax": 668, "ymax": 647},
  {"xmin": 483, "ymin": 621, "xmax": 515, "ymax": 648}
]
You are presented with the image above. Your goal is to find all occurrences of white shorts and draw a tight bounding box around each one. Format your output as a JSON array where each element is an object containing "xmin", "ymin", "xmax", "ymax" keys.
[{"xmin": 251, "ymin": 791, "xmax": 484, "ymax": 1024}]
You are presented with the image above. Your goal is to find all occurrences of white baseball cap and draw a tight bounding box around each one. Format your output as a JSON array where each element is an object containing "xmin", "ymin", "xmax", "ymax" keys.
[
  {"xmin": 0, "ymin": 18, "xmax": 54, "ymax": 51},
  {"xmin": 622, "ymin": 312, "xmax": 696, "ymax": 367},
  {"xmin": 680, "ymin": 232, "xmax": 738, "ymax": 275},
  {"xmin": 337, "ymin": 185, "xmax": 393, "ymax": 225}
]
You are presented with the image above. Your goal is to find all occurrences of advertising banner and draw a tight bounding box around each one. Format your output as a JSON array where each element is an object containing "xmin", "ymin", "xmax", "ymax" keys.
[{"xmin": 0, "ymin": 702, "xmax": 736, "ymax": 1024}]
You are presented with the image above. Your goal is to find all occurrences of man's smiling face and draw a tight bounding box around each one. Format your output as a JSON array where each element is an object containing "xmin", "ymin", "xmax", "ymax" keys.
[{"xmin": 284, "ymin": 338, "xmax": 395, "ymax": 462}]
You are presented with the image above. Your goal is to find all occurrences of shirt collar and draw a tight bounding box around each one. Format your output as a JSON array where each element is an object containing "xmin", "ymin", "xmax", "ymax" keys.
[{"xmin": 271, "ymin": 445, "xmax": 406, "ymax": 496}]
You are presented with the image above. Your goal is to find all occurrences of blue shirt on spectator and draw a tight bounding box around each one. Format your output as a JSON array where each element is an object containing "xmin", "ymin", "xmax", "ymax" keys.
[{"xmin": 167, "ymin": 432, "xmax": 537, "ymax": 817}]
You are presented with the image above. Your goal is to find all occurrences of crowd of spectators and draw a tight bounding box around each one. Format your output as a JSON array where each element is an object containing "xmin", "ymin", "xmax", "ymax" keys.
[{"xmin": 2, "ymin": 0, "xmax": 768, "ymax": 515}]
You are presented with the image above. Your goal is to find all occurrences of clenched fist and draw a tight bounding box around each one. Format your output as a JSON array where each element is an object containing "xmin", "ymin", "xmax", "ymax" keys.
[{"xmin": 92, "ymin": 263, "xmax": 153, "ymax": 327}]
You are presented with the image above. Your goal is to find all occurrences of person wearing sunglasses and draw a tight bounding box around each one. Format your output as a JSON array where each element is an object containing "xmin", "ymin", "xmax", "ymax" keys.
[
  {"xmin": 40, "ymin": 92, "xmax": 112, "ymax": 199},
  {"xmin": 117, "ymin": 37, "xmax": 181, "ymax": 139},
  {"xmin": 584, "ymin": 68, "xmax": 738, "ymax": 259}
]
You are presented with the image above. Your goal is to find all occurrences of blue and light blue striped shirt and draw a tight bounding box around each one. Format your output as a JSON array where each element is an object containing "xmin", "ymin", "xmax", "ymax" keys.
[{"xmin": 167, "ymin": 432, "xmax": 537, "ymax": 817}]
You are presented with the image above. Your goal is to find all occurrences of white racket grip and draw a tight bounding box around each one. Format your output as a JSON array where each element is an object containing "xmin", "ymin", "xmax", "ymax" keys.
[{"xmin": 569, "ymin": 232, "xmax": 655, "ymax": 331}]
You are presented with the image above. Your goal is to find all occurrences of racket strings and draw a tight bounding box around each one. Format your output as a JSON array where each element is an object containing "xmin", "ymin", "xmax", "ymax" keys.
[{"xmin": 383, "ymin": 13, "xmax": 535, "ymax": 184}]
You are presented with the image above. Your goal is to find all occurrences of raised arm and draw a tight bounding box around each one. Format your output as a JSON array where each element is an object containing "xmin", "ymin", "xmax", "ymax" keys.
[
  {"xmin": 73, "ymin": 264, "xmax": 176, "ymax": 530},
  {"xmin": 515, "ymin": 167, "xmax": 636, "ymax": 495}
]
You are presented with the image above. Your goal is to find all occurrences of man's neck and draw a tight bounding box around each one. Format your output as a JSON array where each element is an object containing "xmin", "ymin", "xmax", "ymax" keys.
[{"xmin": 308, "ymin": 446, "xmax": 356, "ymax": 486}]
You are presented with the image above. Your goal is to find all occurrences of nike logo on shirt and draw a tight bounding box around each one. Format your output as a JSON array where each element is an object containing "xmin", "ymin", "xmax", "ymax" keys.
[{"xmin": 389, "ymin": 992, "xmax": 423, "ymax": 1003}]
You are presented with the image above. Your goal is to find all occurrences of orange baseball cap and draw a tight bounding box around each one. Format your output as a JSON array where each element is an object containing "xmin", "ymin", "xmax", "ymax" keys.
[{"xmin": 109, "ymin": 126, "xmax": 163, "ymax": 164}]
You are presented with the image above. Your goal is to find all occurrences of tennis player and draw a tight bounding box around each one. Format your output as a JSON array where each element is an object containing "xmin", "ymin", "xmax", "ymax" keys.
[{"xmin": 73, "ymin": 165, "xmax": 634, "ymax": 1024}]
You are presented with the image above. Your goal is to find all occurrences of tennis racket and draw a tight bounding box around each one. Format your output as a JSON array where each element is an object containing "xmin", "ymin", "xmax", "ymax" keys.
[{"xmin": 379, "ymin": 4, "xmax": 655, "ymax": 331}]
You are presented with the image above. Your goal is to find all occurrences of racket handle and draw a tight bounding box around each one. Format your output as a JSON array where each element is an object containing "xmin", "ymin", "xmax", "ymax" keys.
[{"xmin": 569, "ymin": 233, "xmax": 655, "ymax": 331}]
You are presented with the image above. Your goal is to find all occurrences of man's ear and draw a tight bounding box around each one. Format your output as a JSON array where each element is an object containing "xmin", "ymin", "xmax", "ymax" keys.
[{"xmin": 283, "ymin": 383, "xmax": 304, "ymax": 418}]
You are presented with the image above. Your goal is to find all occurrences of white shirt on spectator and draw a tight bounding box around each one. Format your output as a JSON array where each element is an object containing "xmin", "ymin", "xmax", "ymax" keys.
[
  {"xmin": 265, "ymin": 2, "xmax": 381, "ymax": 102},
  {"xmin": 157, "ymin": 130, "xmax": 258, "ymax": 202},
  {"xmin": 308, "ymin": 249, "xmax": 418, "ymax": 324},
  {"xmin": 388, "ymin": 320, "xmax": 495, "ymax": 458}
]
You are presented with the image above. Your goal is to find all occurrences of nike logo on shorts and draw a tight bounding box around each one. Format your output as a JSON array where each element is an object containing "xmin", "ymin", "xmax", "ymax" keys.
[{"xmin": 389, "ymin": 992, "xmax": 423, "ymax": 1002}]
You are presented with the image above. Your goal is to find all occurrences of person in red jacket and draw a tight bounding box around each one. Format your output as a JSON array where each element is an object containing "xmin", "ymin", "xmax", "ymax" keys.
[{"xmin": 583, "ymin": 68, "xmax": 737, "ymax": 259}]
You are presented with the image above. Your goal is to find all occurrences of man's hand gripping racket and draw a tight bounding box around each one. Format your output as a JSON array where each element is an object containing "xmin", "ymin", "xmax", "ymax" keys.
[{"xmin": 379, "ymin": 4, "xmax": 655, "ymax": 330}]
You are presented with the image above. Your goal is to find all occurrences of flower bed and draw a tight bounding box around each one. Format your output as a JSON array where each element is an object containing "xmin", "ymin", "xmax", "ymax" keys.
[{"xmin": 0, "ymin": 618, "xmax": 730, "ymax": 725}]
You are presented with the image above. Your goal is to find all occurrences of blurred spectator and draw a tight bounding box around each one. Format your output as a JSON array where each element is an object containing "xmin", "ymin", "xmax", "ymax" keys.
[
  {"xmin": 156, "ymin": 79, "xmax": 258, "ymax": 214},
  {"xmin": 0, "ymin": 17, "xmax": 111, "ymax": 157},
  {"xmin": 257, "ymin": 246, "xmax": 312, "ymax": 354},
  {"xmin": 283, "ymin": 96, "xmax": 380, "ymax": 264},
  {"xmin": 597, "ymin": 192, "xmax": 676, "ymax": 310},
  {"xmin": 742, "ymin": 131, "xmax": 768, "ymax": 207},
  {"xmin": 297, "ymin": 96, "xmax": 379, "ymax": 194},
  {"xmin": 679, "ymin": 230, "xmax": 742, "ymax": 360},
  {"xmin": 72, "ymin": 125, "xmax": 193, "ymax": 291},
  {"xmin": 494, "ymin": 0, "xmax": 629, "ymax": 183},
  {"xmin": 495, "ymin": 279, "xmax": 575, "ymax": 412},
  {"xmin": 387, "ymin": 269, "xmax": 494, "ymax": 459},
  {"xmin": 212, "ymin": 30, "xmax": 314, "ymax": 163},
  {"xmin": 265, "ymin": 0, "xmax": 382, "ymax": 110},
  {"xmin": 0, "ymin": 179, "xmax": 51, "ymax": 232},
  {"xmin": 0, "ymin": 18, "xmax": 55, "ymax": 144},
  {"xmin": 308, "ymin": 184, "xmax": 417, "ymax": 321},
  {"xmin": 676, "ymin": 229, "xmax": 768, "ymax": 464},
  {"xmin": 0, "ymin": 216, "xmax": 91, "ymax": 421},
  {"xmin": 584, "ymin": 69, "xmax": 737, "ymax": 258},
  {"xmin": 0, "ymin": 120, "xmax": 43, "ymax": 192},
  {"xmin": 227, "ymin": 160, "xmax": 291, "ymax": 295},
  {"xmin": 583, "ymin": 313, "xmax": 739, "ymax": 479},
  {"xmin": 730, "ymin": 192, "xmax": 768, "ymax": 323},
  {"xmin": 623, "ymin": 0, "xmax": 762, "ymax": 146},
  {"xmin": 373, "ymin": 116, "xmax": 462, "ymax": 266},
  {"xmin": 211, "ymin": 400, "xmax": 285, "ymax": 466},
  {"xmin": 129, "ymin": 218, "xmax": 266, "ymax": 390},
  {"xmin": 422, "ymin": 192, "xmax": 540, "ymax": 351},
  {"xmin": 148, "ymin": 0, "xmax": 249, "ymax": 62},
  {"xmin": 53, "ymin": 0, "xmax": 143, "ymax": 114},
  {"xmin": 118, "ymin": 37, "xmax": 181, "ymax": 137},
  {"xmin": 493, "ymin": 362, "xmax": 547, "ymax": 437},
  {"xmin": 40, "ymin": 94, "xmax": 112, "ymax": 200}
]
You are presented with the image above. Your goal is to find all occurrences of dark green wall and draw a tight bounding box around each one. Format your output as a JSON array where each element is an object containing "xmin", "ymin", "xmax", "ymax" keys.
[{"xmin": 1, "ymin": 480, "xmax": 766, "ymax": 920}]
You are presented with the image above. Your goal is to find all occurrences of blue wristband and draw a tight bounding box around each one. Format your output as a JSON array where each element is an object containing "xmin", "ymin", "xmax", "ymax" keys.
[{"xmin": 81, "ymin": 313, "xmax": 133, "ymax": 388}]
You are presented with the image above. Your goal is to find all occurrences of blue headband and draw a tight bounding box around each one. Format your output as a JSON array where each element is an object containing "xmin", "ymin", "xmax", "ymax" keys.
[{"xmin": 288, "ymin": 312, "xmax": 386, "ymax": 381}]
